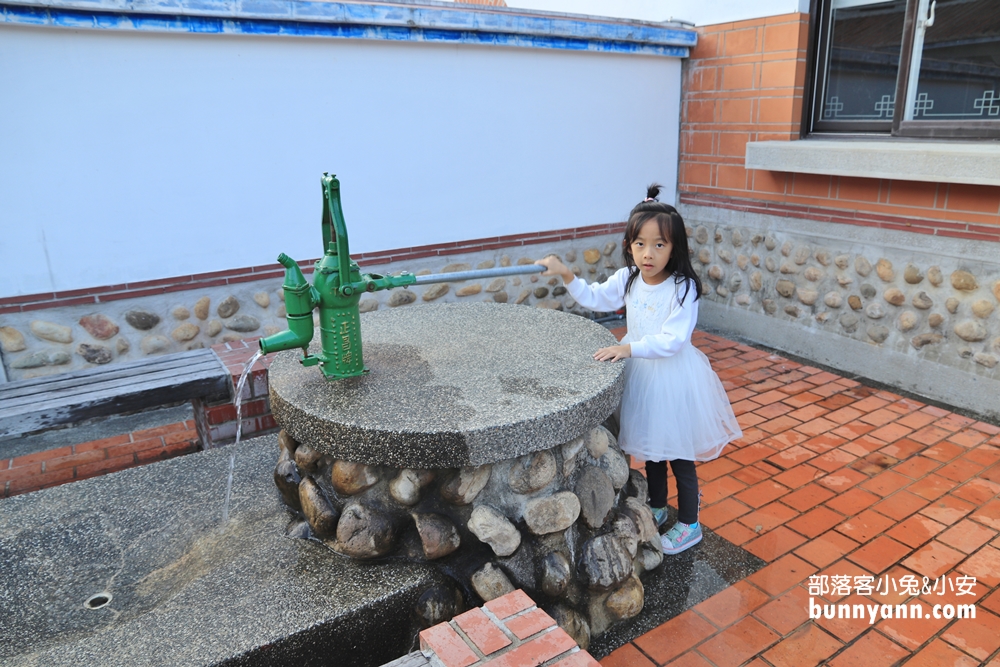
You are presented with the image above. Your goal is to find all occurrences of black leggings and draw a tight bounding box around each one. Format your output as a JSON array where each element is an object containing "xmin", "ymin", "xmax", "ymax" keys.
[{"xmin": 645, "ymin": 459, "xmax": 699, "ymax": 525}]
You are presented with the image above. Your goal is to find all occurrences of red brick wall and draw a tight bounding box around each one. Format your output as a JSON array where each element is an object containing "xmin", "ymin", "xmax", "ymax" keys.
[
  {"xmin": 1, "ymin": 338, "xmax": 273, "ymax": 498},
  {"xmin": 679, "ymin": 13, "xmax": 1000, "ymax": 242},
  {"xmin": 1, "ymin": 421, "xmax": 199, "ymax": 498},
  {"xmin": 197, "ymin": 338, "xmax": 279, "ymax": 448}
]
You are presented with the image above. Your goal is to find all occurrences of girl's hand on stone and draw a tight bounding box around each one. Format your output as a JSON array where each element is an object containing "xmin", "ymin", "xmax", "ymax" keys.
[
  {"xmin": 535, "ymin": 255, "xmax": 574, "ymax": 284},
  {"xmin": 594, "ymin": 344, "xmax": 630, "ymax": 362}
]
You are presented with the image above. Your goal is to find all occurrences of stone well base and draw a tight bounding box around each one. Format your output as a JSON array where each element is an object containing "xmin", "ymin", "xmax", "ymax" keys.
[{"xmin": 276, "ymin": 423, "xmax": 664, "ymax": 650}]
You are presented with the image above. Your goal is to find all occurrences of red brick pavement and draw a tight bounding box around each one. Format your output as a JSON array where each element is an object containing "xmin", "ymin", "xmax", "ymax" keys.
[{"xmin": 601, "ymin": 329, "xmax": 1000, "ymax": 667}]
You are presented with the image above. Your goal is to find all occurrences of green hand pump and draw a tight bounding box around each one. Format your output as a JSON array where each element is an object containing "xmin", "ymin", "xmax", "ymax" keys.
[{"xmin": 258, "ymin": 174, "xmax": 544, "ymax": 381}]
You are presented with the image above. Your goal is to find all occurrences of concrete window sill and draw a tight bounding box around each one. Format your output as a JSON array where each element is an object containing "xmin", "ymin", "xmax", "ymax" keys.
[{"xmin": 745, "ymin": 139, "xmax": 1000, "ymax": 187}]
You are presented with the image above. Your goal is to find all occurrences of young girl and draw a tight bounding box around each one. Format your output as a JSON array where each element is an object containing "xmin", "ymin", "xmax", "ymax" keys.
[{"xmin": 537, "ymin": 184, "xmax": 742, "ymax": 555}]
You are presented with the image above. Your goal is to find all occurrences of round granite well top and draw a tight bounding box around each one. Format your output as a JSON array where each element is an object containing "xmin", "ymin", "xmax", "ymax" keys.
[{"xmin": 268, "ymin": 302, "xmax": 625, "ymax": 468}]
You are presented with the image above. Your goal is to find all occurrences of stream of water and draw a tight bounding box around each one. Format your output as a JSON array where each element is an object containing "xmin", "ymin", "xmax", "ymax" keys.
[{"xmin": 222, "ymin": 348, "xmax": 264, "ymax": 525}]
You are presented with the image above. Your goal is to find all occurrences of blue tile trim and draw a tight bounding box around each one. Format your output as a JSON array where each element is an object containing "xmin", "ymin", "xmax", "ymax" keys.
[{"xmin": 0, "ymin": 1, "xmax": 693, "ymax": 57}]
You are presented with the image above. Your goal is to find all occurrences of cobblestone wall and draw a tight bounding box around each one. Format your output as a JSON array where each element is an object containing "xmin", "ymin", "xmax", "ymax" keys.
[
  {"xmin": 681, "ymin": 204, "xmax": 1000, "ymax": 419},
  {"xmin": 0, "ymin": 234, "xmax": 621, "ymax": 382}
]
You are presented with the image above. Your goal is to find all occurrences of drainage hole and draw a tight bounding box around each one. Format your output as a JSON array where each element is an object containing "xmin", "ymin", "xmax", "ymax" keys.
[{"xmin": 84, "ymin": 592, "xmax": 112, "ymax": 610}]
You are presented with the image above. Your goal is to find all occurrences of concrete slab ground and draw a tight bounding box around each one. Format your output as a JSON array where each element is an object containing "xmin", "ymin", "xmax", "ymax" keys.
[{"xmin": 0, "ymin": 433, "xmax": 452, "ymax": 667}]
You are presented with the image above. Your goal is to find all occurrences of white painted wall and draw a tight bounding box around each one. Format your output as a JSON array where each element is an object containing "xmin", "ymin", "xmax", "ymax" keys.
[
  {"xmin": 0, "ymin": 25, "xmax": 681, "ymax": 298},
  {"xmin": 499, "ymin": 0, "xmax": 810, "ymax": 26}
]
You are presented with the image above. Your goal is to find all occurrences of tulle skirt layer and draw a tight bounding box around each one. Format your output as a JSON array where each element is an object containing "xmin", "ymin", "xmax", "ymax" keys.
[{"xmin": 618, "ymin": 344, "xmax": 742, "ymax": 462}]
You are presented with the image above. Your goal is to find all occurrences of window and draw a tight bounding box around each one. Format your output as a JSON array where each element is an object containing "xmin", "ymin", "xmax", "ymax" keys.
[{"xmin": 811, "ymin": 0, "xmax": 1000, "ymax": 138}]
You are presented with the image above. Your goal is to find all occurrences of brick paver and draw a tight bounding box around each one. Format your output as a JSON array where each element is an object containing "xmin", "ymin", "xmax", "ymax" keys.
[
  {"xmin": 421, "ymin": 590, "xmax": 601, "ymax": 667},
  {"xmin": 601, "ymin": 330, "xmax": 1000, "ymax": 667}
]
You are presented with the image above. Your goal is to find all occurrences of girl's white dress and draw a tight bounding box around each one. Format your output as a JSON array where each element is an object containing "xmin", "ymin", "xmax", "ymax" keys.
[{"xmin": 568, "ymin": 268, "xmax": 742, "ymax": 462}]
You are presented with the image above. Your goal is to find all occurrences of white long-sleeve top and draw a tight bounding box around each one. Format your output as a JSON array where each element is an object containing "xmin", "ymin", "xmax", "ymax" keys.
[{"xmin": 567, "ymin": 268, "xmax": 698, "ymax": 359}]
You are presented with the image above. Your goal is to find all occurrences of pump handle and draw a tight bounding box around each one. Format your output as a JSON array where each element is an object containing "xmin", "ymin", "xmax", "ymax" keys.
[
  {"xmin": 321, "ymin": 174, "xmax": 353, "ymax": 282},
  {"xmin": 413, "ymin": 264, "xmax": 544, "ymax": 285}
]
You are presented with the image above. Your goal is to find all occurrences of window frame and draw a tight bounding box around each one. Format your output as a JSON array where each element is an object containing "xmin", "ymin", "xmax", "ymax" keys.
[{"xmin": 807, "ymin": 0, "xmax": 1000, "ymax": 139}]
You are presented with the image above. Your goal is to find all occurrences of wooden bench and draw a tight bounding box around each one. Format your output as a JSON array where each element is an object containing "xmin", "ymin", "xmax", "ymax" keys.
[{"xmin": 0, "ymin": 349, "xmax": 234, "ymax": 441}]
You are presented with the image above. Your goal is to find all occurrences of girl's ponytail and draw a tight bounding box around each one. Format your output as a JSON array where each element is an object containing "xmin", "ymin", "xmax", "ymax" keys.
[{"xmin": 622, "ymin": 185, "xmax": 702, "ymax": 304}]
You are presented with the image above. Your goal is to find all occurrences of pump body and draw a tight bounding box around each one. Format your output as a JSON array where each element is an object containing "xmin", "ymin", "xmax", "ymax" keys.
[
  {"xmin": 258, "ymin": 174, "xmax": 543, "ymax": 381},
  {"xmin": 258, "ymin": 174, "xmax": 416, "ymax": 380}
]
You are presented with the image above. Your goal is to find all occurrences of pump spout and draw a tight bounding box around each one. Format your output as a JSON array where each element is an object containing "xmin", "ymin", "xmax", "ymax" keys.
[
  {"xmin": 277, "ymin": 253, "xmax": 306, "ymax": 285},
  {"xmin": 259, "ymin": 253, "xmax": 319, "ymax": 356}
]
